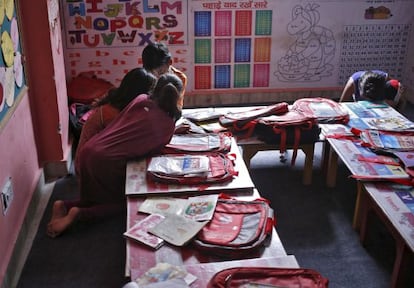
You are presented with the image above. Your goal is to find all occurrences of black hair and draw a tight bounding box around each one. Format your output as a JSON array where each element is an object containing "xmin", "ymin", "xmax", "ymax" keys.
[
  {"xmin": 141, "ymin": 42, "xmax": 172, "ymax": 71},
  {"xmin": 359, "ymin": 71, "xmax": 386, "ymax": 101},
  {"xmin": 151, "ymin": 73, "xmax": 183, "ymax": 120},
  {"xmin": 95, "ymin": 68, "xmax": 157, "ymax": 110}
]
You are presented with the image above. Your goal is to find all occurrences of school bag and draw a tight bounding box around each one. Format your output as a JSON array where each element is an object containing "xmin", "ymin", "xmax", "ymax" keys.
[
  {"xmin": 67, "ymin": 72, "xmax": 114, "ymax": 104},
  {"xmin": 292, "ymin": 97, "xmax": 349, "ymax": 124},
  {"xmin": 146, "ymin": 152, "xmax": 238, "ymax": 185},
  {"xmin": 162, "ymin": 132, "xmax": 233, "ymax": 154},
  {"xmin": 207, "ymin": 267, "xmax": 329, "ymax": 288},
  {"xmin": 218, "ymin": 103, "xmax": 289, "ymax": 138},
  {"xmin": 68, "ymin": 102, "xmax": 93, "ymax": 141},
  {"xmin": 255, "ymin": 109, "xmax": 320, "ymax": 165},
  {"xmin": 192, "ymin": 196, "xmax": 274, "ymax": 258}
]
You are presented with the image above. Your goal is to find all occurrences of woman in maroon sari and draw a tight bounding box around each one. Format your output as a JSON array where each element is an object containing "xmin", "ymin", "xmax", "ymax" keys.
[{"xmin": 47, "ymin": 73, "xmax": 183, "ymax": 237}]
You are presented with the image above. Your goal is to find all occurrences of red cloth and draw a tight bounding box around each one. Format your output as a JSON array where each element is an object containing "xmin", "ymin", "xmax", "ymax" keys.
[
  {"xmin": 77, "ymin": 104, "xmax": 120, "ymax": 151},
  {"xmin": 75, "ymin": 104, "xmax": 120, "ymax": 175},
  {"xmin": 76, "ymin": 95, "xmax": 175, "ymax": 206}
]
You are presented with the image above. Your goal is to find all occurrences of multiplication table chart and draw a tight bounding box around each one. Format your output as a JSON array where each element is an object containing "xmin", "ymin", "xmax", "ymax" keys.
[{"xmin": 338, "ymin": 24, "xmax": 411, "ymax": 84}]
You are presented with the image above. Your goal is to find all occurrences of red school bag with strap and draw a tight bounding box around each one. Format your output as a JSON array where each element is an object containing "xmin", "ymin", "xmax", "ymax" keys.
[
  {"xmin": 292, "ymin": 97, "xmax": 349, "ymax": 124},
  {"xmin": 218, "ymin": 103, "xmax": 289, "ymax": 138},
  {"xmin": 255, "ymin": 109, "xmax": 319, "ymax": 165},
  {"xmin": 146, "ymin": 152, "xmax": 238, "ymax": 185},
  {"xmin": 192, "ymin": 196, "xmax": 274, "ymax": 258},
  {"xmin": 207, "ymin": 267, "xmax": 329, "ymax": 288}
]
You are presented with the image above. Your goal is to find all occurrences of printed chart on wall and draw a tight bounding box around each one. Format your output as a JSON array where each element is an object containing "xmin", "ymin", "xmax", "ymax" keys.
[
  {"xmin": 0, "ymin": 0, "xmax": 26, "ymax": 130},
  {"xmin": 60, "ymin": 0, "xmax": 414, "ymax": 94}
]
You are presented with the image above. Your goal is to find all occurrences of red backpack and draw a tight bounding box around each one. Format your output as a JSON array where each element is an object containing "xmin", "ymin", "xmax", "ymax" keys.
[
  {"xmin": 218, "ymin": 103, "xmax": 289, "ymax": 138},
  {"xmin": 292, "ymin": 97, "xmax": 349, "ymax": 124},
  {"xmin": 146, "ymin": 152, "xmax": 238, "ymax": 185},
  {"xmin": 207, "ymin": 267, "xmax": 329, "ymax": 288},
  {"xmin": 256, "ymin": 110, "xmax": 319, "ymax": 165},
  {"xmin": 192, "ymin": 196, "xmax": 274, "ymax": 258}
]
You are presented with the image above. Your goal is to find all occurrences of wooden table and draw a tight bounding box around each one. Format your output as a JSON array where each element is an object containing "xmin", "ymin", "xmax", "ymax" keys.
[
  {"xmin": 321, "ymin": 101, "xmax": 414, "ymax": 189},
  {"xmin": 125, "ymin": 190, "xmax": 292, "ymax": 282},
  {"xmin": 359, "ymin": 183, "xmax": 414, "ymax": 288},
  {"xmin": 320, "ymin": 102, "xmax": 414, "ymax": 287},
  {"xmin": 238, "ymin": 136, "xmax": 315, "ymax": 185},
  {"xmin": 125, "ymin": 137, "xmax": 255, "ymax": 196}
]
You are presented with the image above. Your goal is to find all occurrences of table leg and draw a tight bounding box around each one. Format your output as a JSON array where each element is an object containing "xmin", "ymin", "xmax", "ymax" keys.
[
  {"xmin": 392, "ymin": 242, "xmax": 411, "ymax": 288},
  {"xmin": 326, "ymin": 147, "xmax": 338, "ymax": 188},
  {"xmin": 302, "ymin": 144, "xmax": 314, "ymax": 186},
  {"xmin": 321, "ymin": 140, "xmax": 330, "ymax": 175},
  {"xmin": 242, "ymin": 146, "xmax": 259, "ymax": 168},
  {"xmin": 353, "ymin": 181, "xmax": 363, "ymax": 230}
]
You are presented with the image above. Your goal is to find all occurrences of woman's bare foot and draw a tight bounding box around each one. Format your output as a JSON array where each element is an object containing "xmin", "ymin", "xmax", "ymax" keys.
[
  {"xmin": 51, "ymin": 200, "xmax": 67, "ymax": 220},
  {"xmin": 47, "ymin": 207, "xmax": 80, "ymax": 238}
]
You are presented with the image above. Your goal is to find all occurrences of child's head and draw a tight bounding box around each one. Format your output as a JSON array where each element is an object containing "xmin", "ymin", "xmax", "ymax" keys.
[
  {"xmin": 151, "ymin": 73, "xmax": 183, "ymax": 121},
  {"xmin": 96, "ymin": 68, "xmax": 156, "ymax": 110},
  {"xmin": 359, "ymin": 71, "xmax": 386, "ymax": 101},
  {"xmin": 141, "ymin": 42, "xmax": 172, "ymax": 77}
]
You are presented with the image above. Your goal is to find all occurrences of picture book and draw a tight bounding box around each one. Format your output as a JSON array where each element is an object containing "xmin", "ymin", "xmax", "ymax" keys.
[
  {"xmin": 320, "ymin": 124, "xmax": 353, "ymax": 136},
  {"xmin": 330, "ymin": 138, "xmax": 410, "ymax": 180},
  {"xmin": 123, "ymin": 214, "xmax": 165, "ymax": 249},
  {"xmin": 182, "ymin": 194, "xmax": 218, "ymax": 221},
  {"xmin": 342, "ymin": 102, "xmax": 379, "ymax": 118},
  {"xmin": 138, "ymin": 194, "xmax": 218, "ymax": 221},
  {"xmin": 148, "ymin": 214, "xmax": 208, "ymax": 246},
  {"xmin": 358, "ymin": 100, "xmax": 389, "ymax": 109},
  {"xmin": 138, "ymin": 197, "xmax": 187, "ymax": 216},
  {"xmin": 364, "ymin": 116, "xmax": 414, "ymax": 131},
  {"xmin": 360, "ymin": 130, "xmax": 414, "ymax": 151},
  {"xmin": 147, "ymin": 154, "xmax": 210, "ymax": 176}
]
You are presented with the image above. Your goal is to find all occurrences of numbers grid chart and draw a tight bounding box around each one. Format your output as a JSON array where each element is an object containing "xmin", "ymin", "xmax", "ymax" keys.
[{"xmin": 338, "ymin": 24, "xmax": 411, "ymax": 85}]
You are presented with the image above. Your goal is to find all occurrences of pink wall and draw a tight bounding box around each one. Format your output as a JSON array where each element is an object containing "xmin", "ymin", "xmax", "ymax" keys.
[
  {"xmin": 0, "ymin": 94, "xmax": 41, "ymax": 282},
  {"xmin": 0, "ymin": 0, "xmax": 71, "ymax": 283}
]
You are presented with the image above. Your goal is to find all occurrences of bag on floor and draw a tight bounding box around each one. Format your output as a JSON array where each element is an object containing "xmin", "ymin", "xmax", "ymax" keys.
[
  {"xmin": 68, "ymin": 102, "xmax": 93, "ymax": 140},
  {"xmin": 207, "ymin": 267, "xmax": 329, "ymax": 288},
  {"xmin": 255, "ymin": 110, "xmax": 320, "ymax": 165},
  {"xmin": 67, "ymin": 72, "xmax": 114, "ymax": 104},
  {"xmin": 192, "ymin": 196, "xmax": 274, "ymax": 258},
  {"xmin": 218, "ymin": 103, "xmax": 289, "ymax": 137},
  {"xmin": 146, "ymin": 152, "xmax": 238, "ymax": 185},
  {"xmin": 162, "ymin": 132, "xmax": 233, "ymax": 154},
  {"xmin": 292, "ymin": 97, "xmax": 350, "ymax": 124}
]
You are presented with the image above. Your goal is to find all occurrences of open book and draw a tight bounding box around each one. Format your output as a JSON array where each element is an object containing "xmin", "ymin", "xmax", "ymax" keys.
[
  {"xmin": 330, "ymin": 138, "xmax": 411, "ymax": 181},
  {"xmin": 139, "ymin": 194, "xmax": 219, "ymax": 221},
  {"xmin": 123, "ymin": 214, "xmax": 165, "ymax": 249}
]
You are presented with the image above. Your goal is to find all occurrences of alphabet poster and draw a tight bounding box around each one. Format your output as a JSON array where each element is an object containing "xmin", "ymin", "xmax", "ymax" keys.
[{"xmin": 60, "ymin": 0, "xmax": 414, "ymax": 96}]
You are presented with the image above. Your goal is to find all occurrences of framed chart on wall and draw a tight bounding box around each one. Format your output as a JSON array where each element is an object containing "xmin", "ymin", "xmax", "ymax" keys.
[{"xmin": 0, "ymin": 0, "xmax": 27, "ymax": 131}]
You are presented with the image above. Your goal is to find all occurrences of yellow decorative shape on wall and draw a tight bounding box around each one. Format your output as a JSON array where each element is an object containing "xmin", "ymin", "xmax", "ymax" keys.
[
  {"xmin": 5, "ymin": 0, "xmax": 14, "ymax": 21},
  {"xmin": 1, "ymin": 30, "xmax": 14, "ymax": 67},
  {"xmin": 0, "ymin": 0, "xmax": 5, "ymax": 24}
]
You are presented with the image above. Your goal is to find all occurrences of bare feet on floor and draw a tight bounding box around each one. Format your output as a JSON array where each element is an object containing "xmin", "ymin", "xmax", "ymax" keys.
[
  {"xmin": 51, "ymin": 200, "xmax": 67, "ymax": 220},
  {"xmin": 47, "ymin": 206, "xmax": 80, "ymax": 238}
]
